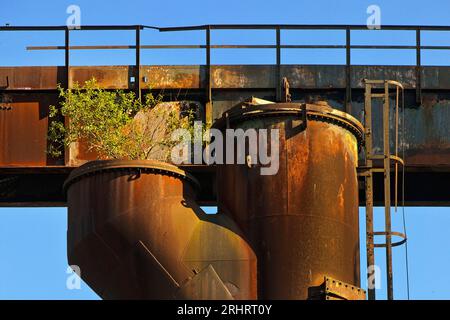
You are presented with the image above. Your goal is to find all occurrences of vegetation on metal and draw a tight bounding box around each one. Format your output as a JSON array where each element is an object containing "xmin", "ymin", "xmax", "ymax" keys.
[{"xmin": 48, "ymin": 79, "xmax": 201, "ymax": 162}]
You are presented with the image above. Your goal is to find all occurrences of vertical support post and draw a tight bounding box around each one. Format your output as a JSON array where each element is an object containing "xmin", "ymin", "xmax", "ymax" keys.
[
  {"xmin": 65, "ymin": 27, "xmax": 70, "ymax": 89},
  {"xmin": 63, "ymin": 27, "xmax": 71, "ymax": 165},
  {"xmin": 416, "ymin": 29, "xmax": 421, "ymax": 105},
  {"xmin": 384, "ymin": 81, "xmax": 394, "ymax": 300},
  {"xmin": 136, "ymin": 25, "xmax": 141, "ymax": 101},
  {"xmin": 364, "ymin": 82, "xmax": 375, "ymax": 301},
  {"xmin": 276, "ymin": 26, "xmax": 281, "ymax": 102},
  {"xmin": 395, "ymin": 86, "xmax": 400, "ymax": 211},
  {"xmin": 345, "ymin": 28, "xmax": 352, "ymax": 114},
  {"xmin": 205, "ymin": 26, "xmax": 212, "ymax": 125}
]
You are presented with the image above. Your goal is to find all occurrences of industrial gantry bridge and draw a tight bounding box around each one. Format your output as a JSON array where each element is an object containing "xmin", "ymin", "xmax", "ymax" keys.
[{"xmin": 1, "ymin": 24, "xmax": 450, "ymax": 300}]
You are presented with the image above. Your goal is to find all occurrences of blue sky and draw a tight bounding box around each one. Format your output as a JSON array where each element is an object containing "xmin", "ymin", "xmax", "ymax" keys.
[{"xmin": 1, "ymin": 0, "xmax": 450, "ymax": 300}]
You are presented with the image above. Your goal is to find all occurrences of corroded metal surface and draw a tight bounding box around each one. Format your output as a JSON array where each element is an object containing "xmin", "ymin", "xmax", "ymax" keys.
[
  {"xmin": 2, "ymin": 65, "xmax": 450, "ymax": 206},
  {"xmin": 308, "ymin": 276, "xmax": 366, "ymax": 300},
  {"xmin": 1, "ymin": 65, "xmax": 450, "ymax": 90},
  {"xmin": 142, "ymin": 66, "xmax": 204, "ymax": 89},
  {"xmin": 65, "ymin": 140, "xmax": 98, "ymax": 166},
  {"xmin": 350, "ymin": 91, "xmax": 450, "ymax": 168},
  {"xmin": 65, "ymin": 159, "xmax": 256, "ymax": 300},
  {"xmin": 352, "ymin": 66, "xmax": 417, "ymax": 89},
  {"xmin": 215, "ymin": 102, "xmax": 363, "ymax": 299},
  {"xmin": 69, "ymin": 66, "xmax": 131, "ymax": 89},
  {"xmin": 0, "ymin": 92, "xmax": 59, "ymax": 166},
  {"xmin": 0, "ymin": 67, "xmax": 64, "ymax": 90}
]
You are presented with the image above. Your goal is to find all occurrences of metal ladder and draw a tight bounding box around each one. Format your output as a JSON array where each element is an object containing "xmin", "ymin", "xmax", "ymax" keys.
[{"xmin": 362, "ymin": 79, "xmax": 408, "ymax": 300}]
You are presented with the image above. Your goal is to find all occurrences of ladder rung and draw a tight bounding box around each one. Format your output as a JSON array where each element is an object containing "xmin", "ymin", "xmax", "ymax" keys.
[{"xmin": 369, "ymin": 93, "xmax": 386, "ymax": 98}]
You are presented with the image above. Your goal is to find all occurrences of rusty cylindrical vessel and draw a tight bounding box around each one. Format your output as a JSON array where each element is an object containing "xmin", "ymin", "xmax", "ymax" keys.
[
  {"xmin": 64, "ymin": 160, "xmax": 256, "ymax": 299},
  {"xmin": 215, "ymin": 102, "xmax": 364, "ymax": 299}
]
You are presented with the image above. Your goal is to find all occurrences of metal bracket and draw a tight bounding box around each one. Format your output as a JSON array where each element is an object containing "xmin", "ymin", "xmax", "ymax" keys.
[
  {"xmin": 282, "ymin": 77, "xmax": 292, "ymax": 103},
  {"xmin": 0, "ymin": 76, "xmax": 9, "ymax": 89},
  {"xmin": 308, "ymin": 276, "xmax": 366, "ymax": 300}
]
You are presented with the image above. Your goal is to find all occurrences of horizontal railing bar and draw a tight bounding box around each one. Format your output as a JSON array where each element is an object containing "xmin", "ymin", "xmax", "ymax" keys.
[
  {"xmin": 28, "ymin": 45, "xmax": 134, "ymax": 50},
  {"xmin": 422, "ymin": 46, "xmax": 450, "ymax": 50},
  {"xmin": 158, "ymin": 24, "xmax": 450, "ymax": 31},
  {"xmin": 27, "ymin": 45, "xmax": 277, "ymax": 50},
  {"xmin": 4, "ymin": 24, "xmax": 450, "ymax": 33},
  {"xmin": 0, "ymin": 25, "xmax": 148, "ymax": 31},
  {"xmin": 26, "ymin": 44, "xmax": 450, "ymax": 51}
]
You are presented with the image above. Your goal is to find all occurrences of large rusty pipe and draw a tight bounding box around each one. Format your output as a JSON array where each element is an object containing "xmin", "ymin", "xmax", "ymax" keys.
[
  {"xmin": 215, "ymin": 102, "xmax": 364, "ymax": 300},
  {"xmin": 64, "ymin": 160, "xmax": 256, "ymax": 299}
]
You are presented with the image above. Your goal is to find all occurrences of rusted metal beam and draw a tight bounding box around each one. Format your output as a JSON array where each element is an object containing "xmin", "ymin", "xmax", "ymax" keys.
[
  {"xmin": 2, "ymin": 65, "xmax": 450, "ymax": 90},
  {"xmin": 3, "ymin": 167, "xmax": 450, "ymax": 207},
  {"xmin": 364, "ymin": 82, "xmax": 375, "ymax": 300},
  {"xmin": 383, "ymin": 81, "xmax": 394, "ymax": 300}
]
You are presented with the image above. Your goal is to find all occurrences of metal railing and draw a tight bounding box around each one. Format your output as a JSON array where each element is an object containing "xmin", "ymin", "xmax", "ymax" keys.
[{"xmin": 2, "ymin": 24, "xmax": 450, "ymax": 108}]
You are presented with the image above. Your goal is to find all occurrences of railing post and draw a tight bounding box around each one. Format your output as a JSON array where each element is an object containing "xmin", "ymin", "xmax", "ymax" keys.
[
  {"xmin": 364, "ymin": 81, "xmax": 376, "ymax": 301},
  {"xmin": 416, "ymin": 29, "xmax": 422, "ymax": 105},
  {"xmin": 205, "ymin": 26, "xmax": 212, "ymax": 125},
  {"xmin": 384, "ymin": 81, "xmax": 394, "ymax": 300},
  {"xmin": 276, "ymin": 26, "xmax": 281, "ymax": 102},
  {"xmin": 63, "ymin": 27, "xmax": 71, "ymax": 165},
  {"xmin": 65, "ymin": 27, "xmax": 70, "ymax": 89},
  {"xmin": 345, "ymin": 27, "xmax": 352, "ymax": 114},
  {"xmin": 136, "ymin": 25, "xmax": 141, "ymax": 101}
]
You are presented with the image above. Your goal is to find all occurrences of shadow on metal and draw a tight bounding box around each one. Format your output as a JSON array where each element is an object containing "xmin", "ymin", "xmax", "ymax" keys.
[
  {"xmin": 215, "ymin": 100, "xmax": 364, "ymax": 299},
  {"xmin": 64, "ymin": 160, "xmax": 256, "ymax": 300}
]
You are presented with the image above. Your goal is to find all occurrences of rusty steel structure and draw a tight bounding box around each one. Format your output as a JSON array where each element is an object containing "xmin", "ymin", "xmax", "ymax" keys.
[
  {"xmin": 308, "ymin": 276, "xmax": 366, "ymax": 300},
  {"xmin": 1, "ymin": 24, "xmax": 450, "ymax": 300},
  {"xmin": 2, "ymin": 24, "xmax": 450, "ymax": 206},
  {"xmin": 64, "ymin": 160, "xmax": 256, "ymax": 299},
  {"xmin": 214, "ymin": 101, "xmax": 364, "ymax": 299}
]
